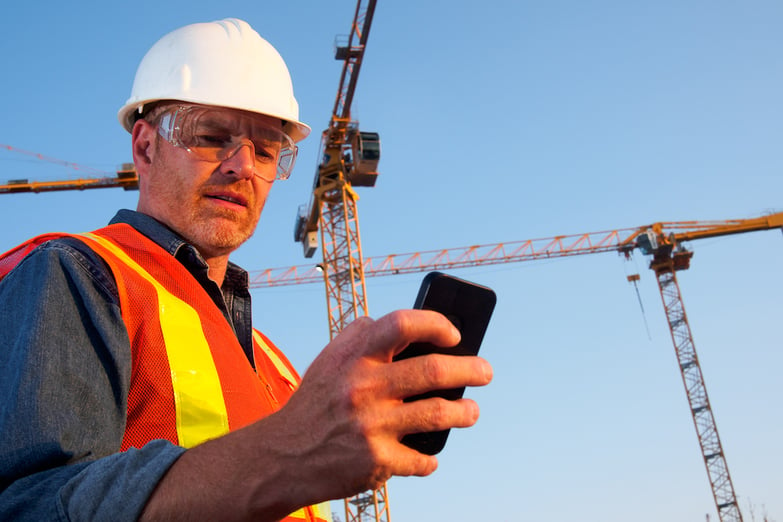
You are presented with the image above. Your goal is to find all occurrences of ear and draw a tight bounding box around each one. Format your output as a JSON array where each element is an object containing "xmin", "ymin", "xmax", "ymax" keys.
[{"xmin": 131, "ymin": 119, "xmax": 156, "ymax": 177}]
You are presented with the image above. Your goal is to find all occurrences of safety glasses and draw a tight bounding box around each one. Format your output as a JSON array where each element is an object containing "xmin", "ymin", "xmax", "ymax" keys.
[{"xmin": 155, "ymin": 105, "xmax": 297, "ymax": 182}]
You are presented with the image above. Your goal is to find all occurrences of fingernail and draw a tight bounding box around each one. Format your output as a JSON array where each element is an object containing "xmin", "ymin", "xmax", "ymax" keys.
[{"xmin": 483, "ymin": 360, "xmax": 493, "ymax": 382}]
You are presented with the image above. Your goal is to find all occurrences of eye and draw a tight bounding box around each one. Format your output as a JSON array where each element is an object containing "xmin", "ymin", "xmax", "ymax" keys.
[
  {"xmin": 253, "ymin": 140, "xmax": 280, "ymax": 162},
  {"xmin": 193, "ymin": 134, "xmax": 232, "ymax": 147}
]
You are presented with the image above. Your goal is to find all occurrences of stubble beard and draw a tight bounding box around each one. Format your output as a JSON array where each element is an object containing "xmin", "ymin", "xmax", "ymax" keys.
[{"xmin": 186, "ymin": 202, "xmax": 261, "ymax": 255}]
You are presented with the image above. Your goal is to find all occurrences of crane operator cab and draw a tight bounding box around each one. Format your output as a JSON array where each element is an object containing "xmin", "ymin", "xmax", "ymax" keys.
[
  {"xmin": 295, "ymin": 129, "xmax": 381, "ymax": 258},
  {"xmin": 347, "ymin": 131, "xmax": 380, "ymax": 187}
]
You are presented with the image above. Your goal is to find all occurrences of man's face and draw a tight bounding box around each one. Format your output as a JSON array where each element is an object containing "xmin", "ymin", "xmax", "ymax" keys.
[{"xmin": 134, "ymin": 105, "xmax": 285, "ymax": 260}]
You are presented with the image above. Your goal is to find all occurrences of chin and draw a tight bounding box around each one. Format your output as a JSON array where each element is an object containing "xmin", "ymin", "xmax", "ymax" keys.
[
  {"xmin": 209, "ymin": 226, "xmax": 255, "ymax": 252},
  {"xmin": 188, "ymin": 212, "xmax": 260, "ymax": 255}
]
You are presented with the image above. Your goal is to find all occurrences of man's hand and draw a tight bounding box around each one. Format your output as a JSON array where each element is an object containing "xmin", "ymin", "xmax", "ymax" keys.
[
  {"xmin": 141, "ymin": 309, "xmax": 492, "ymax": 522},
  {"xmin": 275, "ymin": 309, "xmax": 493, "ymax": 499}
]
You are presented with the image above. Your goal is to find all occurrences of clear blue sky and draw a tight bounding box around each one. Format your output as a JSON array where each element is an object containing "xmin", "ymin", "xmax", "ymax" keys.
[{"xmin": 1, "ymin": 2, "xmax": 781, "ymax": 521}]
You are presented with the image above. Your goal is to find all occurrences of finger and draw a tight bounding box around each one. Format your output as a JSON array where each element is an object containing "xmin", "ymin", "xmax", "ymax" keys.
[
  {"xmin": 396, "ymin": 397, "xmax": 482, "ymax": 435},
  {"xmin": 393, "ymin": 451, "xmax": 439, "ymax": 478},
  {"xmin": 382, "ymin": 446, "xmax": 439, "ymax": 478},
  {"xmin": 358, "ymin": 309, "xmax": 461, "ymax": 360},
  {"xmin": 385, "ymin": 353, "xmax": 493, "ymax": 399}
]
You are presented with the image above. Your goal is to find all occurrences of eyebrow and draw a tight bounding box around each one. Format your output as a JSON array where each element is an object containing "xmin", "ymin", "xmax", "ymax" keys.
[
  {"xmin": 197, "ymin": 117, "xmax": 234, "ymax": 132},
  {"xmin": 198, "ymin": 116, "xmax": 282, "ymax": 139}
]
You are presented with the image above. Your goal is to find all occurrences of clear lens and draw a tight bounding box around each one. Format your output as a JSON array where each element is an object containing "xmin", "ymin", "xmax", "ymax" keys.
[{"xmin": 157, "ymin": 105, "xmax": 297, "ymax": 181}]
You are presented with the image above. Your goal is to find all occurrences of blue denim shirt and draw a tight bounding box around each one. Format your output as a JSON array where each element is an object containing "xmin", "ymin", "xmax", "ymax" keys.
[{"xmin": 0, "ymin": 209, "xmax": 256, "ymax": 521}]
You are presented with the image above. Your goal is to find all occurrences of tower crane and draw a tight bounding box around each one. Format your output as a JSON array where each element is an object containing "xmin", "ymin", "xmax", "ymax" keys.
[
  {"xmin": 253, "ymin": 210, "xmax": 783, "ymax": 522},
  {"xmin": 0, "ymin": 143, "xmax": 138, "ymax": 193},
  {"xmin": 290, "ymin": 1, "xmax": 386, "ymax": 521},
  {"xmin": 293, "ymin": 0, "xmax": 380, "ymax": 336}
]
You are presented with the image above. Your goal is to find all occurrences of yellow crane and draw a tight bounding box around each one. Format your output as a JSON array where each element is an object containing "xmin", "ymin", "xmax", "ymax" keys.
[
  {"xmin": 0, "ymin": 143, "xmax": 138, "ymax": 193},
  {"xmin": 290, "ymin": 1, "xmax": 386, "ymax": 521},
  {"xmin": 293, "ymin": 0, "xmax": 380, "ymax": 335},
  {"xmin": 255, "ymin": 211, "xmax": 783, "ymax": 522}
]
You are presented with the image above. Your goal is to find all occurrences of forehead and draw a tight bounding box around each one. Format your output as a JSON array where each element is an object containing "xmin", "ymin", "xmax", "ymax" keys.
[{"xmin": 194, "ymin": 106, "xmax": 283, "ymax": 133}]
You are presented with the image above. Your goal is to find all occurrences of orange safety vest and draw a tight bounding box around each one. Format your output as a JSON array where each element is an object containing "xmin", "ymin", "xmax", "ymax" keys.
[{"xmin": 0, "ymin": 224, "xmax": 332, "ymax": 522}]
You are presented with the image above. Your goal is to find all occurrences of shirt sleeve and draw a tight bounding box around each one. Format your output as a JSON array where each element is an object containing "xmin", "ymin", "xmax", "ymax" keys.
[{"xmin": 0, "ymin": 239, "xmax": 186, "ymax": 521}]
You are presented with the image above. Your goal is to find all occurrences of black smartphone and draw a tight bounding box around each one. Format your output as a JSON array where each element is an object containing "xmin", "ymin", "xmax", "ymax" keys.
[{"xmin": 393, "ymin": 271, "xmax": 496, "ymax": 455}]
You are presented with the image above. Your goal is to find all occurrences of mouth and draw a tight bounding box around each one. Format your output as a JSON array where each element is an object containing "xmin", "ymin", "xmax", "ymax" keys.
[{"xmin": 204, "ymin": 191, "xmax": 249, "ymax": 208}]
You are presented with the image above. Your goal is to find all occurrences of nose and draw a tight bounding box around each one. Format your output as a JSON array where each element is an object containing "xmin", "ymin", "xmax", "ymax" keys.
[{"xmin": 219, "ymin": 140, "xmax": 255, "ymax": 180}]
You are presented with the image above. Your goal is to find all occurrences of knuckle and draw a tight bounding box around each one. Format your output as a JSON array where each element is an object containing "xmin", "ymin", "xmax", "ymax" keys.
[
  {"xmin": 345, "ymin": 383, "xmax": 370, "ymax": 410},
  {"xmin": 346, "ymin": 315, "xmax": 376, "ymax": 336},
  {"xmin": 428, "ymin": 397, "xmax": 451, "ymax": 425},
  {"xmin": 420, "ymin": 355, "xmax": 448, "ymax": 384},
  {"xmin": 351, "ymin": 315, "xmax": 376, "ymax": 328},
  {"xmin": 366, "ymin": 467, "xmax": 392, "ymax": 492},
  {"xmin": 381, "ymin": 309, "xmax": 415, "ymax": 338},
  {"xmin": 343, "ymin": 370, "xmax": 378, "ymax": 410},
  {"xmin": 351, "ymin": 442, "xmax": 394, "ymax": 491}
]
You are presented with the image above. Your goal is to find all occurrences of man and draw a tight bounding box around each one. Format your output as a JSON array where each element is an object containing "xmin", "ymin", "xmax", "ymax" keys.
[{"xmin": 0, "ymin": 19, "xmax": 492, "ymax": 521}]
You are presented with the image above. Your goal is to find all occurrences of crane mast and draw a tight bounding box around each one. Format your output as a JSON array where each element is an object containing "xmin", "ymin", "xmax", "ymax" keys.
[
  {"xmin": 292, "ymin": 2, "xmax": 386, "ymax": 521},
  {"xmin": 650, "ymin": 248, "xmax": 743, "ymax": 522},
  {"xmin": 630, "ymin": 211, "xmax": 783, "ymax": 522}
]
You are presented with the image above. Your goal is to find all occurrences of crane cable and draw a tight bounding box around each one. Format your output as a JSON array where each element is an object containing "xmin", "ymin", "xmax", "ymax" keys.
[
  {"xmin": 623, "ymin": 254, "xmax": 652, "ymax": 341},
  {"xmin": 1, "ymin": 143, "xmax": 111, "ymax": 177}
]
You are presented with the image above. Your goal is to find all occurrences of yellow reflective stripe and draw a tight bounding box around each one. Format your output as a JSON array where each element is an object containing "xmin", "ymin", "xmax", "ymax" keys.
[
  {"xmin": 253, "ymin": 332, "xmax": 329, "ymax": 522},
  {"xmin": 83, "ymin": 232, "xmax": 229, "ymax": 448},
  {"xmin": 286, "ymin": 502, "xmax": 333, "ymax": 521},
  {"xmin": 287, "ymin": 508, "xmax": 308, "ymax": 519},
  {"xmin": 253, "ymin": 330, "xmax": 299, "ymax": 388},
  {"xmin": 313, "ymin": 501, "xmax": 333, "ymax": 521}
]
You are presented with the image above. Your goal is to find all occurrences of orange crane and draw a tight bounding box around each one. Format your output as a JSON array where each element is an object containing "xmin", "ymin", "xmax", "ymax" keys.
[
  {"xmin": 290, "ymin": 1, "xmax": 386, "ymax": 521},
  {"xmin": 0, "ymin": 143, "xmax": 138, "ymax": 193},
  {"xmin": 293, "ymin": 0, "xmax": 380, "ymax": 335},
  {"xmin": 254, "ymin": 210, "xmax": 783, "ymax": 522}
]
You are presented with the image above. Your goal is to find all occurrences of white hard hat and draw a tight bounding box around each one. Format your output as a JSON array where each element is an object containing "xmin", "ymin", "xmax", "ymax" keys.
[{"xmin": 118, "ymin": 18, "xmax": 310, "ymax": 142}]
